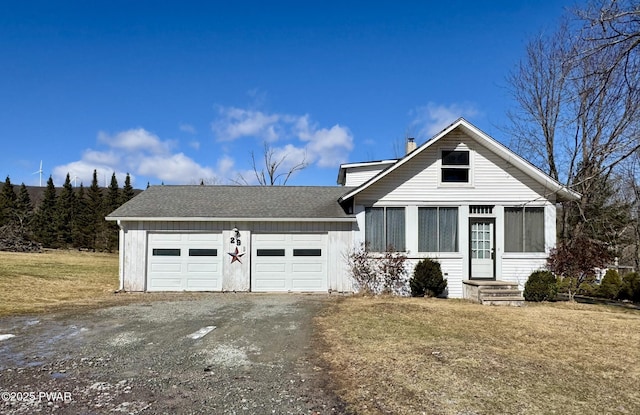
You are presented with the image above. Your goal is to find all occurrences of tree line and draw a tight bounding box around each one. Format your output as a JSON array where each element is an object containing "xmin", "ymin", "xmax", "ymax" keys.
[{"xmin": 0, "ymin": 170, "xmax": 135, "ymax": 251}]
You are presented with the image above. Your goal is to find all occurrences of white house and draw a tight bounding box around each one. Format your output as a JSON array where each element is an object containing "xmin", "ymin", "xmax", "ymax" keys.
[{"xmin": 106, "ymin": 118, "xmax": 579, "ymax": 297}]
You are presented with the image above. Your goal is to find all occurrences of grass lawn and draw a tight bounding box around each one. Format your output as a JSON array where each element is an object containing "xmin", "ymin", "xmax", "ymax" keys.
[
  {"xmin": 315, "ymin": 297, "xmax": 640, "ymax": 415},
  {"xmin": 0, "ymin": 250, "xmax": 125, "ymax": 316}
]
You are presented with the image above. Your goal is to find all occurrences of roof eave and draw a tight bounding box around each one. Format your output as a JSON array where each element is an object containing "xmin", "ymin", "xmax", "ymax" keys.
[{"xmin": 106, "ymin": 216, "xmax": 356, "ymax": 222}]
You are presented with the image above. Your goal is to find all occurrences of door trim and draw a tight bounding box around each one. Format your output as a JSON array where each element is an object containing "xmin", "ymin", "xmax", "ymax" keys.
[{"xmin": 468, "ymin": 218, "xmax": 496, "ymax": 280}]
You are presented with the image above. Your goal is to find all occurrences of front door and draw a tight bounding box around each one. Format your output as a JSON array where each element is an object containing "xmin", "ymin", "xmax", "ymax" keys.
[{"xmin": 470, "ymin": 219, "xmax": 495, "ymax": 279}]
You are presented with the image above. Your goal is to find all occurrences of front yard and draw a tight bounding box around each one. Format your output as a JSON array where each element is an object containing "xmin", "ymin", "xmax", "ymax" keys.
[{"xmin": 315, "ymin": 297, "xmax": 640, "ymax": 414}]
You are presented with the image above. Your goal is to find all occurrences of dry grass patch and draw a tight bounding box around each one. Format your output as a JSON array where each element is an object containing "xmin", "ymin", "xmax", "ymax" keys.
[
  {"xmin": 315, "ymin": 297, "xmax": 640, "ymax": 415},
  {"xmin": 0, "ymin": 250, "xmax": 236, "ymax": 317},
  {"xmin": 0, "ymin": 250, "xmax": 126, "ymax": 316}
]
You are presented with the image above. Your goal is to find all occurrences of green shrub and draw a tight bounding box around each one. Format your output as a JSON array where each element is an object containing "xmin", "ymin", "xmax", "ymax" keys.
[
  {"xmin": 577, "ymin": 281, "xmax": 598, "ymax": 297},
  {"xmin": 618, "ymin": 272, "xmax": 640, "ymax": 302},
  {"xmin": 598, "ymin": 269, "xmax": 621, "ymax": 299},
  {"xmin": 410, "ymin": 258, "xmax": 447, "ymax": 297},
  {"xmin": 523, "ymin": 270, "xmax": 558, "ymax": 302}
]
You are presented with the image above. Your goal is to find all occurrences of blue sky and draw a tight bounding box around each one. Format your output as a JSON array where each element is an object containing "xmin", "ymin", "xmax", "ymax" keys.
[{"xmin": 0, "ymin": 0, "xmax": 575, "ymax": 189}]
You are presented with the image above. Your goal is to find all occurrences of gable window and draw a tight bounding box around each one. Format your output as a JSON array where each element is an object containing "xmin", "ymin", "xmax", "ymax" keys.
[
  {"xmin": 365, "ymin": 207, "xmax": 405, "ymax": 252},
  {"xmin": 441, "ymin": 150, "xmax": 470, "ymax": 183},
  {"xmin": 504, "ymin": 207, "xmax": 545, "ymax": 252},
  {"xmin": 418, "ymin": 207, "xmax": 459, "ymax": 252}
]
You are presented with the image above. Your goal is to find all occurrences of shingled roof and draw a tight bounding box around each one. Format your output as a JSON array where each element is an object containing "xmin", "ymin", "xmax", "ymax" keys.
[{"xmin": 106, "ymin": 185, "xmax": 355, "ymax": 221}]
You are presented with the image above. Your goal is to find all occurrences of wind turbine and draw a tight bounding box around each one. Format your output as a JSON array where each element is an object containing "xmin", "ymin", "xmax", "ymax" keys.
[{"xmin": 33, "ymin": 160, "xmax": 43, "ymax": 187}]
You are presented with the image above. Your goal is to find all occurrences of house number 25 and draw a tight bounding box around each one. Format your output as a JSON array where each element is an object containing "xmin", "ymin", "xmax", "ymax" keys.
[{"xmin": 230, "ymin": 237, "xmax": 241, "ymax": 246}]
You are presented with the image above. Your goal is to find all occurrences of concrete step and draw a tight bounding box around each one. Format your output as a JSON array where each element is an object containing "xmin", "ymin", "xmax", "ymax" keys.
[
  {"xmin": 478, "ymin": 285, "xmax": 520, "ymax": 291},
  {"xmin": 481, "ymin": 296, "xmax": 525, "ymax": 306},
  {"xmin": 480, "ymin": 292, "xmax": 523, "ymax": 299},
  {"xmin": 479, "ymin": 288, "xmax": 522, "ymax": 295}
]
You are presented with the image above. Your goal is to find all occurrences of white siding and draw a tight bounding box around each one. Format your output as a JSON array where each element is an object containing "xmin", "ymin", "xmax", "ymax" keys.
[
  {"xmin": 350, "ymin": 128, "xmax": 560, "ymax": 298},
  {"xmin": 344, "ymin": 165, "xmax": 390, "ymax": 187},
  {"xmin": 117, "ymin": 220, "xmax": 354, "ymax": 293},
  {"xmin": 405, "ymin": 257, "xmax": 464, "ymax": 298},
  {"xmin": 501, "ymin": 256, "xmax": 548, "ymax": 290},
  {"xmin": 356, "ymin": 131, "xmax": 553, "ymax": 205}
]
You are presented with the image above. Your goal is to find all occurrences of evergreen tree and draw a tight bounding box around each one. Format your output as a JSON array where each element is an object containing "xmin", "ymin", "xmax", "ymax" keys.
[
  {"xmin": 104, "ymin": 172, "xmax": 120, "ymax": 251},
  {"xmin": 55, "ymin": 174, "xmax": 75, "ymax": 247},
  {"xmin": 72, "ymin": 183, "xmax": 92, "ymax": 249},
  {"xmin": 34, "ymin": 176, "xmax": 57, "ymax": 247},
  {"xmin": 87, "ymin": 170, "xmax": 103, "ymax": 251},
  {"xmin": 121, "ymin": 173, "xmax": 135, "ymax": 204},
  {"xmin": 106, "ymin": 173, "xmax": 120, "ymax": 213},
  {"xmin": 15, "ymin": 183, "xmax": 33, "ymax": 235},
  {"xmin": 0, "ymin": 176, "xmax": 17, "ymax": 226}
]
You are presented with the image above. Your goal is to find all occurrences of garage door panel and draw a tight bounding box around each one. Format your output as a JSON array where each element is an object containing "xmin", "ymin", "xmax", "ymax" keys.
[
  {"xmin": 254, "ymin": 278, "xmax": 287, "ymax": 290},
  {"xmin": 255, "ymin": 234, "xmax": 286, "ymax": 242},
  {"xmin": 252, "ymin": 233, "xmax": 327, "ymax": 292},
  {"xmin": 147, "ymin": 232, "xmax": 222, "ymax": 291},
  {"xmin": 186, "ymin": 262, "xmax": 219, "ymax": 273},
  {"xmin": 149, "ymin": 278, "xmax": 182, "ymax": 290},
  {"xmin": 149, "ymin": 263, "xmax": 182, "ymax": 272},
  {"xmin": 291, "ymin": 279, "xmax": 324, "ymax": 290},
  {"xmin": 151, "ymin": 233, "xmax": 182, "ymax": 242},
  {"xmin": 186, "ymin": 278, "xmax": 220, "ymax": 290},
  {"xmin": 255, "ymin": 262, "xmax": 287, "ymax": 273},
  {"xmin": 187, "ymin": 233, "xmax": 221, "ymax": 242},
  {"xmin": 292, "ymin": 262, "xmax": 323, "ymax": 272},
  {"xmin": 291, "ymin": 233, "xmax": 324, "ymax": 242}
]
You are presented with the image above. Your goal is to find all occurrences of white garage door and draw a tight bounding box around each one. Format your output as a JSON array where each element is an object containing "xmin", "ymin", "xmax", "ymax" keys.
[
  {"xmin": 147, "ymin": 232, "xmax": 223, "ymax": 291},
  {"xmin": 251, "ymin": 233, "xmax": 328, "ymax": 292}
]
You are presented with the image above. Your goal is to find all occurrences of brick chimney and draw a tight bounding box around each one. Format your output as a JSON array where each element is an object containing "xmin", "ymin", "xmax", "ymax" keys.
[{"xmin": 406, "ymin": 137, "xmax": 417, "ymax": 154}]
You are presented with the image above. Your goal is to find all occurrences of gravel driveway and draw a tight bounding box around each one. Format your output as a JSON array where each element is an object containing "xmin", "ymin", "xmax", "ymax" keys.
[{"xmin": 0, "ymin": 294, "xmax": 347, "ymax": 414}]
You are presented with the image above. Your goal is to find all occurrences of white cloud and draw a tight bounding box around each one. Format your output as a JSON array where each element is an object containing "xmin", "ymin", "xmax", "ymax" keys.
[
  {"xmin": 212, "ymin": 106, "xmax": 354, "ymax": 169},
  {"xmin": 137, "ymin": 153, "xmax": 216, "ymax": 184},
  {"xmin": 212, "ymin": 107, "xmax": 281, "ymax": 142},
  {"xmin": 411, "ymin": 102, "xmax": 479, "ymax": 138},
  {"xmin": 53, "ymin": 127, "xmax": 219, "ymax": 187},
  {"xmin": 302, "ymin": 125, "xmax": 353, "ymax": 167},
  {"xmin": 189, "ymin": 141, "xmax": 201, "ymax": 150},
  {"xmin": 52, "ymin": 160, "xmax": 129, "ymax": 188},
  {"xmin": 98, "ymin": 128, "xmax": 172, "ymax": 155},
  {"xmin": 179, "ymin": 123, "xmax": 197, "ymax": 134}
]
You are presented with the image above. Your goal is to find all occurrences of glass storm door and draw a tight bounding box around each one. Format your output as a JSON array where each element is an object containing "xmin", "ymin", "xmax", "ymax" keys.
[{"xmin": 470, "ymin": 219, "xmax": 494, "ymax": 279}]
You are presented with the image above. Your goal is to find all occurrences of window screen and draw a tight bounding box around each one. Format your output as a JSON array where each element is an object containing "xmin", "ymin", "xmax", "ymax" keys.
[
  {"xmin": 418, "ymin": 207, "xmax": 458, "ymax": 252},
  {"xmin": 504, "ymin": 207, "xmax": 545, "ymax": 252},
  {"xmin": 365, "ymin": 207, "xmax": 405, "ymax": 252}
]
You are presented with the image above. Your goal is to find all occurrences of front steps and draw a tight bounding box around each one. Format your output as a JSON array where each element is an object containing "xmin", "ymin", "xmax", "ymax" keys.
[{"xmin": 462, "ymin": 280, "xmax": 524, "ymax": 306}]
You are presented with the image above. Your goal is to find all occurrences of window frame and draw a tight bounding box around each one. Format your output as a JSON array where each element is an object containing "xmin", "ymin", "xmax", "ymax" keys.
[
  {"xmin": 364, "ymin": 206, "xmax": 406, "ymax": 252},
  {"xmin": 504, "ymin": 206, "xmax": 545, "ymax": 253},
  {"xmin": 439, "ymin": 148, "xmax": 472, "ymax": 186},
  {"xmin": 417, "ymin": 206, "xmax": 459, "ymax": 253}
]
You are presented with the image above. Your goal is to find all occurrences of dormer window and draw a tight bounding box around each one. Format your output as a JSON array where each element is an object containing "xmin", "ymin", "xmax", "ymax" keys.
[{"xmin": 441, "ymin": 150, "xmax": 470, "ymax": 183}]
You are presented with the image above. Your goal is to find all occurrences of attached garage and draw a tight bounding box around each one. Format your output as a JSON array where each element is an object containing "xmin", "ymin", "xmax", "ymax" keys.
[
  {"xmin": 106, "ymin": 186, "xmax": 355, "ymax": 293},
  {"xmin": 251, "ymin": 233, "xmax": 327, "ymax": 292},
  {"xmin": 147, "ymin": 232, "xmax": 223, "ymax": 291}
]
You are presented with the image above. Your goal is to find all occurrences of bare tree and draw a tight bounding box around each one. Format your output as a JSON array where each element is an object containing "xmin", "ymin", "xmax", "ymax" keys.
[
  {"xmin": 506, "ymin": 23, "xmax": 573, "ymax": 181},
  {"xmin": 506, "ymin": 0, "xmax": 640, "ymax": 250},
  {"xmin": 576, "ymin": 0, "xmax": 640, "ymax": 85},
  {"xmin": 236, "ymin": 142, "xmax": 308, "ymax": 186}
]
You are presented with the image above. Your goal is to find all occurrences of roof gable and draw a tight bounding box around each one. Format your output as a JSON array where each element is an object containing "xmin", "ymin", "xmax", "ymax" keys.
[{"xmin": 339, "ymin": 118, "xmax": 580, "ymax": 203}]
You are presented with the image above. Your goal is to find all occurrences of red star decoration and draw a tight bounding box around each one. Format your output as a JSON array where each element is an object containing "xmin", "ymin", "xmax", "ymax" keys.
[{"xmin": 228, "ymin": 247, "xmax": 245, "ymax": 264}]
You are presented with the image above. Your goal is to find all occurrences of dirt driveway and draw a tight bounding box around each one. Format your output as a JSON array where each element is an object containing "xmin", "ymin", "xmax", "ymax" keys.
[{"xmin": 0, "ymin": 294, "xmax": 347, "ymax": 414}]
